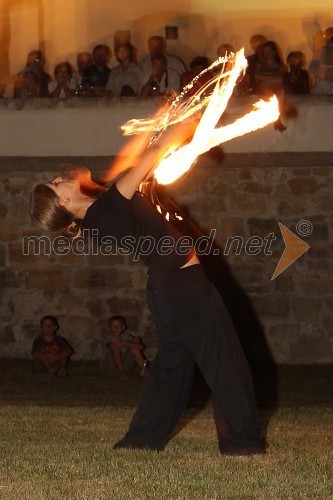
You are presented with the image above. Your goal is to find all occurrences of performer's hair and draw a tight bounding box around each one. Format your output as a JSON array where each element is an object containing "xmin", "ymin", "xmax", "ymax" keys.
[{"xmin": 30, "ymin": 183, "xmax": 81, "ymax": 237}]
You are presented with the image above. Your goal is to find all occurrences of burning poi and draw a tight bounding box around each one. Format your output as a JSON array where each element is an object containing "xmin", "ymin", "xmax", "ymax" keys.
[{"xmin": 121, "ymin": 49, "xmax": 279, "ymax": 186}]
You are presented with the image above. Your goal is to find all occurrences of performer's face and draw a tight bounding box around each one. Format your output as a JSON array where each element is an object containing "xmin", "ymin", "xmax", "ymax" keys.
[{"xmin": 46, "ymin": 176, "xmax": 83, "ymax": 202}]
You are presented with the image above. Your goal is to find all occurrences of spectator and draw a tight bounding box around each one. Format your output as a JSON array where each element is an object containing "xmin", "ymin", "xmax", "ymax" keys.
[
  {"xmin": 140, "ymin": 35, "xmax": 186, "ymax": 83},
  {"xmin": 217, "ymin": 43, "xmax": 235, "ymax": 58},
  {"xmin": 48, "ymin": 62, "xmax": 77, "ymax": 98},
  {"xmin": 106, "ymin": 43, "xmax": 143, "ymax": 97},
  {"xmin": 246, "ymin": 34, "xmax": 267, "ymax": 94},
  {"xmin": 140, "ymin": 52, "xmax": 180, "ymax": 97},
  {"xmin": 180, "ymin": 56, "xmax": 213, "ymax": 96},
  {"xmin": 100, "ymin": 315, "xmax": 148, "ymax": 380},
  {"xmin": 213, "ymin": 43, "xmax": 236, "ymax": 79},
  {"xmin": 253, "ymin": 41, "xmax": 288, "ymax": 132},
  {"xmin": 253, "ymin": 40, "xmax": 287, "ymax": 96},
  {"xmin": 283, "ymin": 51, "xmax": 310, "ymax": 94},
  {"xmin": 14, "ymin": 50, "xmax": 51, "ymax": 98},
  {"xmin": 31, "ymin": 315, "xmax": 74, "ymax": 376},
  {"xmin": 82, "ymin": 44, "xmax": 112, "ymax": 96},
  {"xmin": 72, "ymin": 51, "xmax": 93, "ymax": 93},
  {"xmin": 309, "ymin": 26, "xmax": 333, "ymax": 94},
  {"xmin": 14, "ymin": 70, "xmax": 41, "ymax": 99}
]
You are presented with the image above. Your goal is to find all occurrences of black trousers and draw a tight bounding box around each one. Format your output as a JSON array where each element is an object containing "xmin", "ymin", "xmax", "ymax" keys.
[{"xmin": 114, "ymin": 264, "xmax": 263, "ymax": 453}]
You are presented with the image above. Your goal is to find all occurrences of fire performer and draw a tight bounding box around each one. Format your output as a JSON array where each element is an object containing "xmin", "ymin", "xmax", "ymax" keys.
[{"xmin": 30, "ymin": 124, "xmax": 265, "ymax": 455}]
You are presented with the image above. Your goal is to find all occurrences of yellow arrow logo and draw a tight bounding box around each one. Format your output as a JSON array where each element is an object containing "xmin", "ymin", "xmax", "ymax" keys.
[{"xmin": 271, "ymin": 223, "xmax": 310, "ymax": 280}]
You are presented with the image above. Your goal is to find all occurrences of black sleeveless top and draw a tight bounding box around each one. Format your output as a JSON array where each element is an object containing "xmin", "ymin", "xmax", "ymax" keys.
[{"xmin": 82, "ymin": 183, "xmax": 192, "ymax": 273}]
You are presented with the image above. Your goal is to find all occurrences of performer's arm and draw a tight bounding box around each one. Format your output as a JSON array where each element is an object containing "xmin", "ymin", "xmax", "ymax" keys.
[{"xmin": 116, "ymin": 123, "xmax": 194, "ymax": 200}]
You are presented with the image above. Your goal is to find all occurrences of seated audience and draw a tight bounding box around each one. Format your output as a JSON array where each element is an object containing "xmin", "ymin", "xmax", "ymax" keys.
[
  {"xmin": 14, "ymin": 50, "xmax": 51, "ymax": 98},
  {"xmin": 253, "ymin": 40, "xmax": 287, "ymax": 96},
  {"xmin": 31, "ymin": 315, "xmax": 74, "ymax": 376},
  {"xmin": 82, "ymin": 44, "xmax": 112, "ymax": 96},
  {"xmin": 253, "ymin": 40, "xmax": 288, "ymax": 131},
  {"xmin": 309, "ymin": 26, "xmax": 333, "ymax": 94},
  {"xmin": 106, "ymin": 43, "xmax": 143, "ymax": 97},
  {"xmin": 246, "ymin": 34, "xmax": 267, "ymax": 94},
  {"xmin": 140, "ymin": 35, "xmax": 186, "ymax": 83},
  {"xmin": 100, "ymin": 315, "xmax": 148, "ymax": 380},
  {"xmin": 140, "ymin": 52, "xmax": 180, "ymax": 97},
  {"xmin": 48, "ymin": 62, "xmax": 77, "ymax": 98},
  {"xmin": 72, "ymin": 51, "xmax": 93, "ymax": 93},
  {"xmin": 283, "ymin": 51, "xmax": 310, "ymax": 94},
  {"xmin": 14, "ymin": 70, "xmax": 41, "ymax": 98},
  {"xmin": 180, "ymin": 56, "xmax": 213, "ymax": 95}
]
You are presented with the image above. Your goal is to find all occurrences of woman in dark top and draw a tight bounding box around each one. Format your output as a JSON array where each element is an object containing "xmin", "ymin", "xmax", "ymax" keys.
[{"xmin": 30, "ymin": 128, "xmax": 265, "ymax": 456}]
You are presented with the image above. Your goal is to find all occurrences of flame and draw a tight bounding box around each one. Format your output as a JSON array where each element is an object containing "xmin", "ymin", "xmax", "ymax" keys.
[
  {"xmin": 154, "ymin": 96, "xmax": 279, "ymax": 184},
  {"xmin": 117, "ymin": 48, "xmax": 280, "ymax": 187}
]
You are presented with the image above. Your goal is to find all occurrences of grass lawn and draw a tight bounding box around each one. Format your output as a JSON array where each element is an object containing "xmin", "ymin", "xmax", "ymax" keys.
[{"xmin": 0, "ymin": 360, "xmax": 332, "ymax": 499}]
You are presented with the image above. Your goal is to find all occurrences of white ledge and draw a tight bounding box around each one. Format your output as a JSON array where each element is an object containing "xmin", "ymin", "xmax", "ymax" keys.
[{"xmin": 0, "ymin": 95, "xmax": 332, "ymax": 157}]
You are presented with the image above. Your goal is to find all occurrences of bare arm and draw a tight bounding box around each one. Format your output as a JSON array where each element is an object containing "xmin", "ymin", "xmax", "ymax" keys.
[{"xmin": 116, "ymin": 123, "xmax": 195, "ymax": 200}]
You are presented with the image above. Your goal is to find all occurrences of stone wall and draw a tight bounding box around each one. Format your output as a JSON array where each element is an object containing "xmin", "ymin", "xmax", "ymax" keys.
[{"xmin": 1, "ymin": 153, "xmax": 332, "ymax": 363}]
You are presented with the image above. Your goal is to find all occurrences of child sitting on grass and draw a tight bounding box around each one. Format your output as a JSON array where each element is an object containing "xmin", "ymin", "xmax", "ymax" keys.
[
  {"xmin": 105, "ymin": 315, "xmax": 148, "ymax": 380},
  {"xmin": 31, "ymin": 315, "xmax": 74, "ymax": 376}
]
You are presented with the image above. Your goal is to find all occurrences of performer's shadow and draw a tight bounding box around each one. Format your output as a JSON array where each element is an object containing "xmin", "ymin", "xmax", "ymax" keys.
[{"xmin": 157, "ymin": 186, "xmax": 277, "ymax": 444}]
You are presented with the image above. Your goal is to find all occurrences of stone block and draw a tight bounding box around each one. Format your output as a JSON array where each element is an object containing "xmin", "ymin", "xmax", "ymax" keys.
[
  {"xmin": 9, "ymin": 242, "xmax": 51, "ymax": 265},
  {"xmin": 72, "ymin": 267, "xmax": 133, "ymax": 289},
  {"xmin": 0, "ymin": 218, "xmax": 20, "ymax": 240},
  {"xmin": 3, "ymin": 177, "xmax": 27, "ymax": 195},
  {"xmin": 291, "ymin": 298, "xmax": 322, "ymax": 320},
  {"xmin": 308, "ymin": 242, "xmax": 333, "ymax": 259},
  {"xmin": 251, "ymin": 295, "xmax": 290, "ymax": 317},
  {"xmin": 194, "ymin": 197, "xmax": 226, "ymax": 216},
  {"xmin": 218, "ymin": 218, "xmax": 245, "ymax": 241},
  {"xmin": 314, "ymin": 166, "xmax": 330, "ymax": 176},
  {"xmin": 324, "ymin": 297, "xmax": 333, "ymax": 312},
  {"xmin": 268, "ymin": 323, "xmax": 299, "ymax": 342},
  {"xmin": 106, "ymin": 295, "xmax": 145, "ymax": 316},
  {"xmin": 319, "ymin": 316, "xmax": 333, "ymax": 335},
  {"xmin": 231, "ymin": 263, "xmax": 266, "ymax": 284},
  {"xmin": 229, "ymin": 193, "xmax": 267, "ymax": 214},
  {"xmin": 307, "ymin": 222, "xmax": 329, "ymax": 241},
  {"xmin": 277, "ymin": 198, "xmax": 308, "ymax": 216},
  {"xmin": 0, "ymin": 244, "xmax": 7, "ymax": 267},
  {"xmin": 289, "ymin": 337, "xmax": 333, "ymax": 363},
  {"xmin": 0, "ymin": 202, "xmax": 8, "ymax": 217},
  {"xmin": 85, "ymin": 298, "xmax": 106, "ymax": 317},
  {"xmin": 288, "ymin": 177, "xmax": 320, "ymax": 195},
  {"xmin": 0, "ymin": 325, "xmax": 15, "ymax": 344},
  {"xmin": 238, "ymin": 168, "xmax": 252, "ymax": 180},
  {"xmin": 0, "ymin": 268, "xmax": 18, "ymax": 286},
  {"xmin": 88, "ymin": 252, "xmax": 134, "ymax": 268},
  {"xmin": 292, "ymin": 167, "xmax": 313, "ymax": 176},
  {"xmin": 275, "ymin": 184, "xmax": 291, "ymax": 196},
  {"xmin": 22, "ymin": 266, "xmax": 69, "ymax": 289},
  {"xmin": 313, "ymin": 195, "xmax": 333, "ymax": 212},
  {"xmin": 247, "ymin": 218, "xmax": 277, "ymax": 238},
  {"xmin": 273, "ymin": 274, "xmax": 295, "ymax": 292},
  {"xmin": 239, "ymin": 181, "xmax": 272, "ymax": 195},
  {"xmin": 298, "ymin": 279, "xmax": 333, "ymax": 295},
  {"xmin": 305, "ymin": 260, "xmax": 331, "ymax": 279}
]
